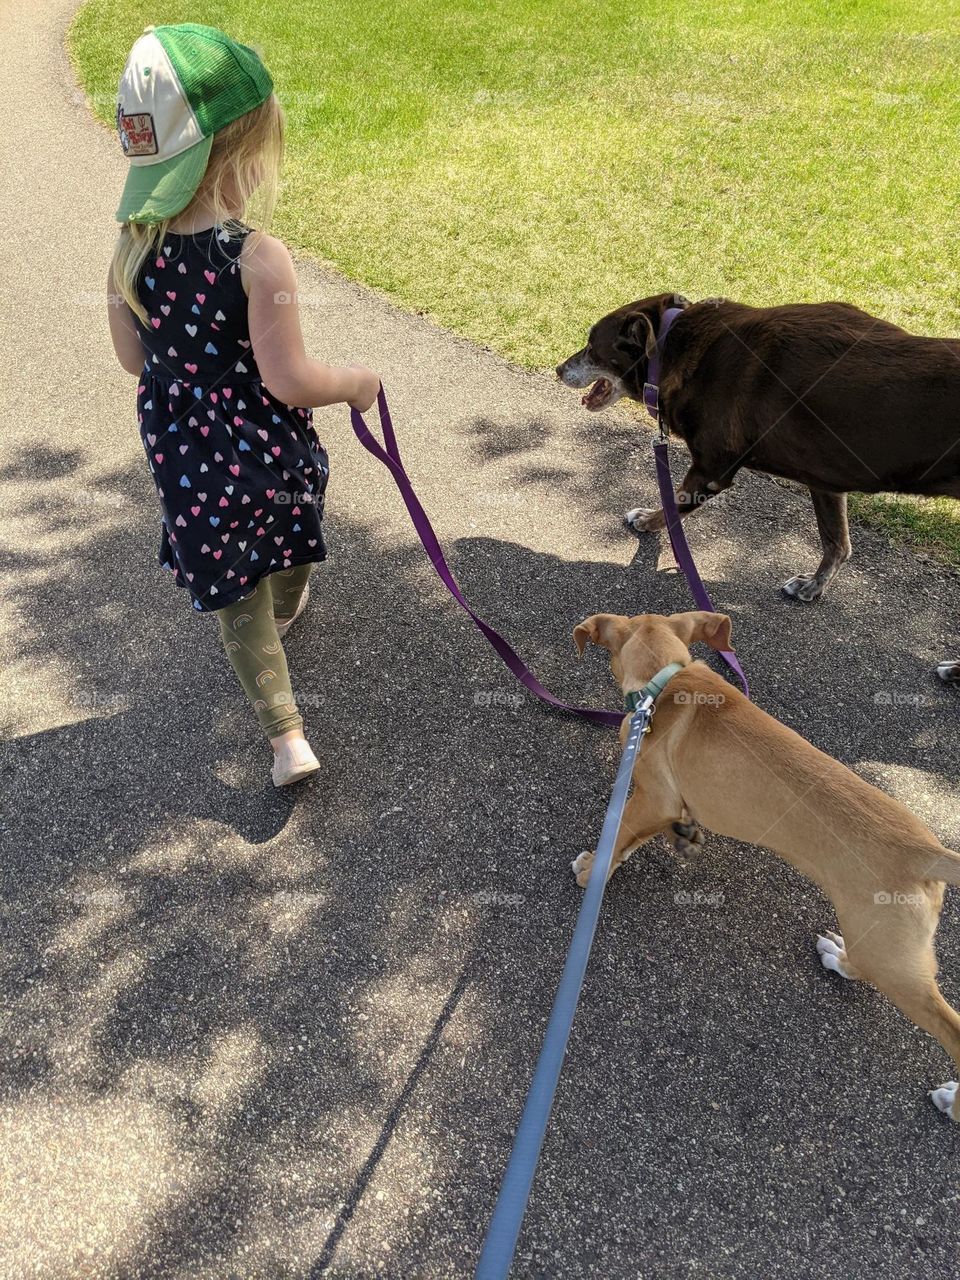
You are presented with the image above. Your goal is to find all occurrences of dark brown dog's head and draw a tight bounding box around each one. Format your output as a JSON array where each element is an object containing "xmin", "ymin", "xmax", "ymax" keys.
[
  {"xmin": 573, "ymin": 611, "xmax": 733, "ymax": 689},
  {"xmin": 555, "ymin": 293, "xmax": 687, "ymax": 411}
]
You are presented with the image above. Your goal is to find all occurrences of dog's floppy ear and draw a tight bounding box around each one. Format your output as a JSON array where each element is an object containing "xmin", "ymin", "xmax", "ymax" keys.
[
  {"xmin": 616, "ymin": 311, "xmax": 658, "ymax": 362},
  {"xmin": 573, "ymin": 613, "xmax": 630, "ymax": 657},
  {"xmin": 683, "ymin": 611, "xmax": 733, "ymax": 653}
]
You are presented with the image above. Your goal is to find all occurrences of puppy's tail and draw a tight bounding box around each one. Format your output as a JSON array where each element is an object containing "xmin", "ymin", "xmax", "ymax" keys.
[{"xmin": 923, "ymin": 848, "xmax": 960, "ymax": 886}]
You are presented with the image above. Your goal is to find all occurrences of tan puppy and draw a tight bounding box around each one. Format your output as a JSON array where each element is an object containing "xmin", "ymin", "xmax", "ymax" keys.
[{"xmin": 573, "ymin": 610, "xmax": 960, "ymax": 1121}]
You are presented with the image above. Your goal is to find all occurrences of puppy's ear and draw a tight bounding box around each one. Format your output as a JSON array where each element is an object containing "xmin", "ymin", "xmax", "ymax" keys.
[
  {"xmin": 683, "ymin": 611, "xmax": 733, "ymax": 653},
  {"xmin": 573, "ymin": 613, "xmax": 630, "ymax": 657}
]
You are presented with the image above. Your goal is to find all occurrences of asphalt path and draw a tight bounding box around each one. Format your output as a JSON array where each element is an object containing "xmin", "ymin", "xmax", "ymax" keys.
[{"xmin": 1, "ymin": 2, "xmax": 960, "ymax": 1276}]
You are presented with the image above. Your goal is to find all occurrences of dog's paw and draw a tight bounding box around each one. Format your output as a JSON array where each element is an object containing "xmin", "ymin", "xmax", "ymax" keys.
[
  {"xmin": 571, "ymin": 850, "xmax": 595, "ymax": 887},
  {"xmin": 816, "ymin": 930, "xmax": 858, "ymax": 980},
  {"xmin": 670, "ymin": 820, "xmax": 705, "ymax": 856},
  {"xmin": 936, "ymin": 661, "xmax": 960, "ymax": 687},
  {"xmin": 929, "ymin": 1081, "xmax": 959, "ymax": 1119},
  {"xmin": 624, "ymin": 506, "xmax": 664, "ymax": 534},
  {"xmin": 782, "ymin": 574, "xmax": 825, "ymax": 603}
]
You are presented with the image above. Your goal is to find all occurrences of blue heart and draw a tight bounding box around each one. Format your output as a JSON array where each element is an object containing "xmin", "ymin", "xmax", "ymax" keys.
[
  {"xmin": 145, "ymin": 277, "xmax": 155, "ymax": 290},
  {"xmin": 191, "ymin": 304, "xmax": 200, "ymax": 314},
  {"xmin": 238, "ymin": 439, "xmax": 251, "ymax": 452},
  {"xmin": 271, "ymin": 415, "xmax": 281, "ymax": 424},
  {"xmin": 250, "ymin": 550, "xmax": 259, "ymax": 561},
  {"xmin": 168, "ymin": 423, "xmax": 178, "ymax": 432},
  {"xmin": 179, "ymin": 475, "xmax": 191, "ymax": 488},
  {"xmin": 293, "ymin": 523, "xmax": 301, "ymax": 532},
  {"xmin": 193, "ymin": 386, "xmax": 202, "ymax": 399},
  {"xmin": 209, "ymin": 516, "xmax": 220, "ymax": 526},
  {"xmin": 204, "ymin": 342, "xmax": 218, "ymax": 355}
]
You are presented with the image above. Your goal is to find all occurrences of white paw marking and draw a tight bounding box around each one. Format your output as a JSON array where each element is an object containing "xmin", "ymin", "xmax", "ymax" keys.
[
  {"xmin": 571, "ymin": 850, "xmax": 592, "ymax": 877},
  {"xmin": 929, "ymin": 1081, "xmax": 959, "ymax": 1117},
  {"xmin": 624, "ymin": 507, "xmax": 657, "ymax": 532},
  {"xmin": 816, "ymin": 931, "xmax": 856, "ymax": 979},
  {"xmin": 782, "ymin": 574, "xmax": 824, "ymax": 603}
]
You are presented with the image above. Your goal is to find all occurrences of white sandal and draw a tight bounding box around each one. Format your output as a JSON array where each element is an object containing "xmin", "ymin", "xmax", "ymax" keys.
[
  {"xmin": 272, "ymin": 736, "xmax": 320, "ymax": 787},
  {"xmin": 275, "ymin": 583, "xmax": 310, "ymax": 639}
]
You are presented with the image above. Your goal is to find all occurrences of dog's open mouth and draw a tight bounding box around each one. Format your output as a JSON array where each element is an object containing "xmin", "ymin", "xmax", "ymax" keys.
[{"xmin": 581, "ymin": 377, "xmax": 615, "ymax": 411}]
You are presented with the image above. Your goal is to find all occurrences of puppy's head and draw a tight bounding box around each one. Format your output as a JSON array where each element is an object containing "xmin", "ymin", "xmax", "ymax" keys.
[
  {"xmin": 555, "ymin": 293, "xmax": 688, "ymax": 411},
  {"xmin": 573, "ymin": 610, "xmax": 733, "ymax": 689}
]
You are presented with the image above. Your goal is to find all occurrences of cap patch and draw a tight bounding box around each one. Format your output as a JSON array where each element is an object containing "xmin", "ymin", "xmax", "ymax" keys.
[{"xmin": 117, "ymin": 107, "xmax": 158, "ymax": 156}]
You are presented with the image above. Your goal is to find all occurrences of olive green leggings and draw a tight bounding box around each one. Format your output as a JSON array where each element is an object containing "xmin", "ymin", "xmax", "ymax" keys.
[{"xmin": 216, "ymin": 565, "xmax": 313, "ymax": 740}]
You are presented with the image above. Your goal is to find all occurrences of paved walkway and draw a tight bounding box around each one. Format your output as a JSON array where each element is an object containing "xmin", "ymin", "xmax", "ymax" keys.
[{"xmin": 1, "ymin": 2, "xmax": 959, "ymax": 1275}]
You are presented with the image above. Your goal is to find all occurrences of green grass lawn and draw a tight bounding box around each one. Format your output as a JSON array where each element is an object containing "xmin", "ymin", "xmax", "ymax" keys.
[{"xmin": 71, "ymin": 0, "xmax": 960, "ymax": 560}]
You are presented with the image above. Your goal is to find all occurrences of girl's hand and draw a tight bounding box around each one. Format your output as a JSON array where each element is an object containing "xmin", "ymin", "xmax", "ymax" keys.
[{"xmin": 347, "ymin": 366, "xmax": 381, "ymax": 413}]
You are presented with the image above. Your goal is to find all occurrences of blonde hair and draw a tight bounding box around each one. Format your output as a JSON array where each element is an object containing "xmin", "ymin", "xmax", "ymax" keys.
[{"xmin": 112, "ymin": 92, "xmax": 284, "ymax": 324}]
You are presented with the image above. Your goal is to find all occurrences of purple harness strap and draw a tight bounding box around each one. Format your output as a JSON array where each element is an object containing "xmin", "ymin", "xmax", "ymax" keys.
[
  {"xmin": 645, "ymin": 308, "xmax": 749, "ymax": 697},
  {"xmin": 350, "ymin": 388, "xmax": 624, "ymax": 727}
]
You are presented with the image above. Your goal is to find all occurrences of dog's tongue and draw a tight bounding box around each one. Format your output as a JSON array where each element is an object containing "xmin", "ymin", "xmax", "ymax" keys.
[{"xmin": 582, "ymin": 377, "xmax": 611, "ymax": 409}]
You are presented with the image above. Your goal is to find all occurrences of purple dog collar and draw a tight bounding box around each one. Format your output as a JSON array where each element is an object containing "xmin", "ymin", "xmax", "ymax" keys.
[{"xmin": 642, "ymin": 305, "xmax": 685, "ymax": 421}]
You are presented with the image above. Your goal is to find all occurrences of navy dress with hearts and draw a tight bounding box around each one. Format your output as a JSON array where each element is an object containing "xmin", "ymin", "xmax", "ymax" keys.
[{"xmin": 133, "ymin": 223, "xmax": 329, "ymax": 612}]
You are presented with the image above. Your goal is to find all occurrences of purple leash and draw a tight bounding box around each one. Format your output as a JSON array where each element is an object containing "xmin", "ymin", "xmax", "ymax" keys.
[
  {"xmin": 644, "ymin": 309, "xmax": 750, "ymax": 698},
  {"xmin": 350, "ymin": 388, "xmax": 623, "ymax": 728}
]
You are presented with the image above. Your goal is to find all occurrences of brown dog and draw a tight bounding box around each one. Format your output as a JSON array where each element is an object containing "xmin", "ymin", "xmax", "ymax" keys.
[
  {"xmin": 556, "ymin": 294, "xmax": 960, "ymax": 615},
  {"xmin": 573, "ymin": 609, "xmax": 960, "ymax": 1121}
]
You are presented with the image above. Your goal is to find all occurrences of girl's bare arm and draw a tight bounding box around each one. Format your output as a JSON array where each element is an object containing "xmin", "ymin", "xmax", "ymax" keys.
[
  {"xmin": 242, "ymin": 233, "xmax": 379, "ymax": 411},
  {"xmin": 107, "ymin": 263, "xmax": 147, "ymax": 376}
]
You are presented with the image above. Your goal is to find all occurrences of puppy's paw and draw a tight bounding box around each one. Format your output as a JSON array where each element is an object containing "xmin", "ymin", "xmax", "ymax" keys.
[
  {"xmin": 936, "ymin": 661, "xmax": 960, "ymax": 687},
  {"xmin": 624, "ymin": 506, "xmax": 664, "ymax": 534},
  {"xmin": 571, "ymin": 849, "xmax": 595, "ymax": 888},
  {"xmin": 670, "ymin": 820, "xmax": 705, "ymax": 856},
  {"xmin": 816, "ymin": 930, "xmax": 858, "ymax": 980},
  {"xmin": 929, "ymin": 1080, "xmax": 960, "ymax": 1120},
  {"xmin": 782, "ymin": 574, "xmax": 825, "ymax": 603}
]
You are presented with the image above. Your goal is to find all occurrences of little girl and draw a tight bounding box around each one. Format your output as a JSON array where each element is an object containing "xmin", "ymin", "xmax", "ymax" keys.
[{"xmin": 106, "ymin": 23, "xmax": 379, "ymax": 786}]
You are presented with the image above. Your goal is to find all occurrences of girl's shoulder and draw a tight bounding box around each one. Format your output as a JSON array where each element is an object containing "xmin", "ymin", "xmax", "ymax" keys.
[{"xmin": 239, "ymin": 231, "xmax": 296, "ymax": 298}]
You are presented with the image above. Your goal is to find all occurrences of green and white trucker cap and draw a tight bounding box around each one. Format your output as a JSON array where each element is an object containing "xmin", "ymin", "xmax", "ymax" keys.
[{"xmin": 115, "ymin": 23, "xmax": 273, "ymax": 224}]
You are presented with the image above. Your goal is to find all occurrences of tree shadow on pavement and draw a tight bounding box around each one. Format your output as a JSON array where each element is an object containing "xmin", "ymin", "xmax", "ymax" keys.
[{"xmin": 2, "ymin": 434, "xmax": 960, "ymax": 1279}]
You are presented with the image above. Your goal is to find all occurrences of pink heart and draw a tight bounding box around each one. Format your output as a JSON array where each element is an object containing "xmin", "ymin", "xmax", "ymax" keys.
[
  {"xmin": 155, "ymin": 257, "xmax": 165, "ymax": 269},
  {"xmin": 229, "ymin": 464, "xmax": 240, "ymax": 476},
  {"xmin": 210, "ymin": 392, "xmax": 218, "ymax": 403},
  {"xmin": 271, "ymin": 447, "xmax": 281, "ymax": 457},
  {"xmin": 151, "ymin": 318, "xmax": 161, "ymax": 329},
  {"xmin": 200, "ymin": 425, "xmax": 209, "ymax": 436},
  {"xmin": 191, "ymin": 505, "xmax": 201, "ymax": 516},
  {"xmin": 204, "ymin": 269, "xmax": 216, "ymax": 284},
  {"xmin": 196, "ymin": 293, "xmax": 206, "ymax": 303},
  {"xmin": 265, "ymin": 489, "xmax": 275, "ymax": 499},
  {"xmin": 198, "ymin": 492, "xmax": 207, "ymax": 502},
  {"xmin": 219, "ymin": 497, "xmax": 229, "ymax": 507},
  {"xmin": 166, "ymin": 290, "xmax": 176, "ymax": 301},
  {"xmin": 223, "ymin": 388, "xmax": 232, "ymax": 399},
  {"xmin": 257, "ymin": 429, "xmax": 268, "ymax": 441},
  {"xmin": 233, "ymin": 416, "xmax": 243, "ymax": 427},
  {"xmin": 213, "ymin": 549, "xmax": 222, "ymax": 559},
  {"xmin": 185, "ymin": 362, "xmax": 198, "ymax": 375},
  {"xmin": 154, "ymin": 453, "xmax": 163, "ymax": 463}
]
